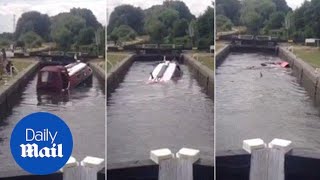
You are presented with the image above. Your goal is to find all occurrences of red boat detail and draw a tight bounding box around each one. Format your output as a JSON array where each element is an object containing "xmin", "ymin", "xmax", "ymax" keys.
[{"xmin": 37, "ymin": 62, "xmax": 92, "ymax": 91}]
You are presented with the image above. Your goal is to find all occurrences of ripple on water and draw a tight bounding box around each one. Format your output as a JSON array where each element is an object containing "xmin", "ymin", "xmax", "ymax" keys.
[
  {"xmin": 107, "ymin": 61, "xmax": 214, "ymax": 163},
  {"xmin": 217, "ymin": 53, "xmax": 320, "ymax": 152}
]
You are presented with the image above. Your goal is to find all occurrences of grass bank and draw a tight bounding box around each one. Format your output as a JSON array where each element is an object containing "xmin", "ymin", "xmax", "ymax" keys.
[
  {"xmin": 106, "ymin": 53, "xmax": 130, "ymax": 72},
  {"xmin": 292, "ymin": 45, "xmax": 320, "ymax": 68}
]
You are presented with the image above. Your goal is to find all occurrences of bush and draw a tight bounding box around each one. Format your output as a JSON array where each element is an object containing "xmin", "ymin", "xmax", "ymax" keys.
[
  {"xmin": 198, "ymin": 37, "xmax": 211, "ymax": 50},
  {"xmin": 217, "ymin": 15, "xmax": 233, "ymax": 32},
  {"xmin": 19, "ymin": 31, "xmax": 43, "ymax": 48}
]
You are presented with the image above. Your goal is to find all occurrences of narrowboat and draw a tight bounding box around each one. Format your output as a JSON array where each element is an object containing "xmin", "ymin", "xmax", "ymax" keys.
[
  {"xmin": 149, "ymin": 57, "xmax": 182, "ymax": 82},
  {"xmin": 37, "ymin": 62, "xmax": 92, "ymax": 91}
]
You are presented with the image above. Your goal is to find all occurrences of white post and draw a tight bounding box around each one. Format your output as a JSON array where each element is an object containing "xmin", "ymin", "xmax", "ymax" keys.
[
  {"xmin": 267, "ymin": 138, "xmax": 292, "ymax": 180},
  {"xmin": 150, "ymin": 148, "xmax": 175, "ymax": 180},
  {"xmin": 176, "ymin": 148, "xmax": 200, "ymax": 180},
  {"xmin": 243, "ymin": 138, "xmax": 268, "ymax": 180},
  {"xmin": 62, "ymin": 156, "xmax": 80, "ymax": 180},
  {"xmin": 80, "ymin": 156, "xmax": 104, "ymax": 180},
  {"xmin": 243, "ymin": 138, "xmax": 292, "ymax": 180}
]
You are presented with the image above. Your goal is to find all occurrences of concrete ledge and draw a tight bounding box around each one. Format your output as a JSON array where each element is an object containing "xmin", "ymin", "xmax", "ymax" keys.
[
  {"xmin": 215, "ymin": 44, "xmax": 231, "ymax": 67},
  {"xmin": 107, "ymin": 159, "xmax": 213, "ymax": 180},
  {"xmin": 183, "ymin": 54, "xmax": 214, "ymax": 100},
  {"xmin": 0, "ymin": 61, "xmax": 40, "ymax": 120},
  {"xmin": 107, "ymin": 54, "xmax": 134, "ymax": 97},
  {"xmin": 278, "ymin": 47, "xmax": 320, "ymax": 101},
  {"xmin": 88, "ymin": 61, "xmax": 105, "ymax": 89}
]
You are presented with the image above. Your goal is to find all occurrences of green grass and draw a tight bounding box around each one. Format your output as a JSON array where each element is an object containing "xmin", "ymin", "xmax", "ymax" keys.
[
  {"xmin": 106, "ymin": 53, "xmax": 129, "ymax": 72},
  {"xmin": 198, "ymin": 55, "xmax": 214, "ymax": 70},
  {"xmin": 293, "ymin": 47, "xmax": 320, "ymax": 68}
]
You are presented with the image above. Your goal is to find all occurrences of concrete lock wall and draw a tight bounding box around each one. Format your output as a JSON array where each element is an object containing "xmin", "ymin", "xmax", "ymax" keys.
[
  {"xmin": 107, "ymin": 54, "xmax": 134, "ymax": 97},
  {"xmin": 0, "ymin": 61, "xmax": 40, "ymax": 119},
  {"xmin": 107, "ymin": 160, "xmax": 213, "ymax": 180},
  {"xmin": 182, "ymin": 54, "xmax": 214, "ymax": 100},
  {"xmin": 88, "ymin": 61, "xmax": 105, "ymax": 90},
  {"xmin": 216, "ymin": 149, "xmax": 320, "ymax": 180},
  {"xmin": 278, "ymin": 47, "xmax": 320, "ymax": 102},
  {"xmin": 215, "ymin": 45, "xmax": 231, "ymax": 67}
]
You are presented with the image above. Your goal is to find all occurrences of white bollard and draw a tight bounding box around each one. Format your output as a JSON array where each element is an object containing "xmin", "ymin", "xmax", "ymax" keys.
[
  {"xmin": 267, "ymin": 139, "xmax": 292, "ymax": 180},
  {"xmin": 150, "ymin": 148, "xmax": 176, "ymax": 180},
  {"xmin": 243, "ymin": 138, "xmax": 292, "ymax": 180},
  {"xmin": 176, "ymin": 148, "xmax": 200, "ymax": 180},
  {"xmin": 80, "ymin": 156, "xmax": 104, "ymax": 180},
  {"xmin": 62, "ymin": 156, "xmax": 80, "ymax": 180}
]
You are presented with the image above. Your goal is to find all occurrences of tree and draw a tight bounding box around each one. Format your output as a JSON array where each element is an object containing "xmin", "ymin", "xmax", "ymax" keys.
[
  {"xmin": 107, "ymin": 5, "xmax": 144, "ymax": 34},
  {"xmin": 19, "ymin": 31, "xmax": 43, "ymax": 48},
  {"xmin": 216, "ymin": 0, "xmax": 241, "ymax": 25},
  {"xmin": 165, "ymin": 1, "xmax": 195, "ymax": 21},
  {"xmin": 112, "ymin": 25, "xmax": 137, "ymax": 42},
  {"xmin": 51, "ymin": 27, "xmax": 72, "ymax": 49},
  {"xmin": 217, "ymin": 15, "xmax": 233, "ymax": 32},
  {"xmin": 15, "ymin": 11, "xmax": 50, "ymax": 41},
  {"xmin": 70, "ymin": 8, "xmax": 102, "ymax": 29},
  {"xmin": 78, "ymin": 27, "xmax": 95, "ymax": 45},
  {"xmin": 197, "ymin": 6, "xmax": 214, "ymax": 48},
  {"xmin": 51, "ymin": 13, "xmax": 86, "ymax": 49},
  {"xmin": 172, "ymin": 19, "xmax": 189, "ymax": 37},
  {"xmin": 158, "ymin": 9, "xmax": 179, "ymax": 29},
  {"xmin": 145, "ymin": 19, "xmax": 166, "ymax": 43}
]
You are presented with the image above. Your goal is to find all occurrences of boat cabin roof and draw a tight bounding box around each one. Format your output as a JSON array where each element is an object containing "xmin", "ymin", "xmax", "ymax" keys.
[
  {"xmin": 40, "ymin": 65, "xmax": 66, "ymax": 72},
  {"xmin": 66, "ymin": 62, "xmax": 87, "ymax": 76}
]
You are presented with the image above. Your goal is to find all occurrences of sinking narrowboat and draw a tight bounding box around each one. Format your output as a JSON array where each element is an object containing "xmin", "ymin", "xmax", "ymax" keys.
[
  {"xmin": 149, "ymin": 57, "xmax": 182, "ymax": 82},
  {"xmin": 37, "ymin": 62, "xmax": 92, "ymax": 91}
]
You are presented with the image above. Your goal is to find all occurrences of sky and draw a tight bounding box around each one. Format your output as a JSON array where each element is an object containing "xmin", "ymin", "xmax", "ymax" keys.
[{"xmin": 0, "ymin": 0, "xmax": 106, "ymax": 33}]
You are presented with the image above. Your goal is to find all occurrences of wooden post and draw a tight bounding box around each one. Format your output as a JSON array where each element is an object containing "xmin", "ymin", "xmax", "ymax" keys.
[
  {"xmin": 80, "ymin": 156, "xmax": 104, "ymax": 180},
  {"xmin": 150, "ymin": 148, "xmax": 175, "ymax": 180},
  {"xmin": 62, "ymin": 156, "xmax": 80, "ymax": 180},
  {"xmin": 176, "ymin": 148, "xmax": 200, "ymax": 180},
  {"xmin": 243, "ymin": 138, "xmax": 292, "ymax": 180}
]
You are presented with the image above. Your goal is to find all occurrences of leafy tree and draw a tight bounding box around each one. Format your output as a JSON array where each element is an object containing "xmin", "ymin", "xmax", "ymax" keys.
[
  {"xmin": 164, "ymin": 1, "xmax": 195, "ymax": 21},
  {"xmin": 197, "ymin": 6, "xmax": 214, "ymax": 39},
  {"xmin": 266, "ymin": 12, "xmax": 285, "ymax": 30},
  {"xmin": 19, "ymin": 31, "xmax": 43, "ymax": 48},
  {"xmin": 78, "ymin": 27, "xmax": 95, "ymax": 45},
  {"xmin": 172, "ymin": 19, "xmax": 189, "ymax": 37},
  {"xmin": 111, "ymin": 25, "xmax": 137, "ymax": 42},
  {"xmin": 70, "ymin": 8, "xmax": 102, "ymax": 29},
  {"xmin": 15, "ymin": 11, "xmax": 50, "ymax": 40},
  {"xmin": 158, "ymin": 9, "xmax": 179, "ymax": 29},
  {"xmin": 216, "ymin": 0, "xmax": 241, "ymax": 25},
  {"xmin": 107, "ymin": 5, "xmax": 144, "ymax": 34},
  {"xmin": 51, "ymin": 27, "xmax": 72, "ymax": 49},
  {"xmin": 145, "ymin": 19, "xmax": 166, "ymax": 43},
  {"xmin": 216, "ymin": 15, "xmax": 233, "ymax": 32},
  {"xmin": 51, "ymin": 13, "xmax": 86, "ymax": 49}
]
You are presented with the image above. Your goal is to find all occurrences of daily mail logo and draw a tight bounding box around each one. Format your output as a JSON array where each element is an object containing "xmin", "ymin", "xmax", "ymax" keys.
[
  {"xmin": 21, "ymin": 129, "xmax": 63, "ymax": 158},
  {"xmin": 10, "ymin": 112, "xmax": 73, "ymax": 175}
]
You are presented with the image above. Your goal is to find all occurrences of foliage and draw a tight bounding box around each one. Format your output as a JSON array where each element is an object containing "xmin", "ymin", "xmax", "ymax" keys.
[
  {"xmin": 15, "ymin": 11, "xmax": 50, "ymax": 41},
  {"xmin": 78, "ymin": 27, "xmax": 95, "ymax": 45},
  {"xmin": 107, "ymin": 5, "xmax": 144, "ymax": 34},
  {"xmin": 216, "ymin": 0, "xmax": 241, "ymax": 25},
  {"xmin": 70, "ymin": 8, "xmax": 102, "ymax": 29},
  {"xmin": 14, "ymin": 8, "xmax": 102, "ymax": 51},
  {"xmin": 19, "ymin": 31, "xmax": 43, "ymax": 48},
  {"xmin": 110, "ymin": 25, "xmax": 137, "ymax": 44},
  {"xmin": 216, "ymin": 15, "xmax": 233, "ymax": 32},
  {"xmin": 197, "ymin": 6, "xmax": 214, "ymax": 48}
]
